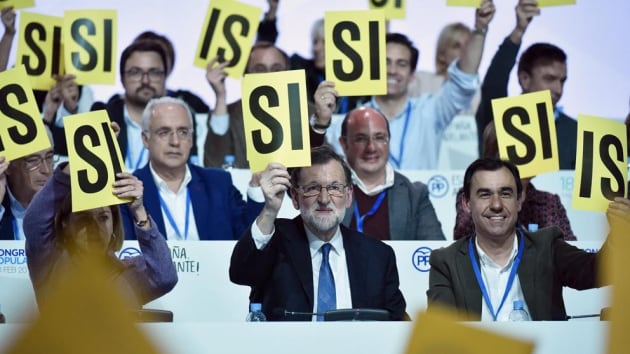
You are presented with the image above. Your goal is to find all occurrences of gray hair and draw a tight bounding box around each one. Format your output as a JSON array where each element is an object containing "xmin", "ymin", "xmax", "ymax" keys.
[
  {"xmin": 311, "ymin": 18, "xmax": 324, "ymax": 41},
  {"xmin": 141, "ymin": 96, "xmax": 194, "ymax": 133}
]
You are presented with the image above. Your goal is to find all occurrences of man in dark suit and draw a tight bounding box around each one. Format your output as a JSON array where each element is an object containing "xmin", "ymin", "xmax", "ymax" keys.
[
  {"xmin": 121, "ymin": 97, "xmax": 264, "ymax": 240},
  {"xmin": 229, "ymin": 146, "xmax": 407, "ymax": 321},
  {"xmin": 475, "ymin": 0, "xmax": 576, "ymax": 169},
  {"xmin": 427, "ymin": 158, "xmax": 627, "ymax": 321}
]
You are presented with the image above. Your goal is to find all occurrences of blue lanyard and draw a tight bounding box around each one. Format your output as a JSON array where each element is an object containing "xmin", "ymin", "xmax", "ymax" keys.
[
  {"xmin": 12, "ymin": 218, "xmax": 19, "ymax": 240},
  {"xmin": 353, "ymin": 191, "xmax": 386, "ymax": 232},
  {"xmin": 468, "ymin": 231, "xmax": 525, "ymax": 321},
  {"xmin": 158, "ymin": 188, "xmax": 191, "ymax": 240},
  {"xmin": 126, "ymin": 146, "xmax": 146, "ymax": 171},
  {"xmin": 388, "ymin": 102, "xmax": 411, "ymax": 169}
]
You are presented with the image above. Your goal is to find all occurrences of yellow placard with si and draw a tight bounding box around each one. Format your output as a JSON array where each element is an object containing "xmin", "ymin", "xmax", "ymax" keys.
[
  {"xmin": 368, "ymin": 0, "xmax": 406, "ymax": 19},
  {"xmin": 538, "ymin": 0, "xmax": 576, "ymax": 6},
  {"xmin": 325, "ymin": 10, "xmax": 387, "ymax": 96},
  {"xmin": 572, "ymin": 115, "xmax": 627, "ymax": 212},
  {"xmin": 242, "ymin": 70, "xmax": 311, "ymax": 172},
  {"xmin": 63, "ymin": 10, "xmax": 117, "ymax": 85},
  {"xmin": 64, "ymin": 110, "xmax": 128, "ymax": 212},
  {"xmin": 405, "ymin": 308, "xmax": 534, "ymax": 354},
  {"xmin": 16, "ymin": 12, "xmax": 64, "ymax": 91},
  {"xmin": 492, "ymin": 90, "xmax": 559, "ymax": 178},
  {"xmin": 0, "ymin": 0, "xmax": 35, "ymax": 10},
  {"xmin": 194, "ymin": 0, "xmax": 261, "ymax": 78},
  {"xmin": 446, "ymin": 0, "xmax": 482, "ymax": 7},
  {"xmin": 0, "ymin": 66, "xmax": 51, "ymax": 161}
]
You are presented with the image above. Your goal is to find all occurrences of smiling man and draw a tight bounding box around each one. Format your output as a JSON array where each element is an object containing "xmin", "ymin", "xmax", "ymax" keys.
[
  {"xmin": 120, "ymin": 96, "xmax": 264, "ymax": 241},
  {"xmin": 229, "ymin": 146, "xmax": 407, "ymax": 321},
  {"xmin": 427, "ymin": 158, "xmax": 624, "ymax": 321},
  {"xmin": 336, "ymin": 107, "xmax": 444, "ymax": 240},
  {"xmin": 314, "ymin": 1, "xmax": 495, "ymax": 169}
]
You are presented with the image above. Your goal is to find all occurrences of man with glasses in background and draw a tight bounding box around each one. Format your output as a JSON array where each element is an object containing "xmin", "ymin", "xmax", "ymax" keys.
[
  {"xmin": 91, "ymin": 40, "xmax": 200, "ymax": 172},
  {"xmin": 120, "ymin": 97, "xmax": 265, "ymax": 241},
  {"xmin": 0, "ymin": 128, "xmax": 54, "ymax": 240},
  {"xmin": 230, "ymin": 145, "xmax": 407, "ymax": 321},
  {"xmin": 336, "ymin": 107, "xmax": 444, "ymax": 240}
]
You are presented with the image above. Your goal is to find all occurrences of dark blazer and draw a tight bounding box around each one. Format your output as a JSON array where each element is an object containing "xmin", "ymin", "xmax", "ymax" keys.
[
  {"xmin": 121, "ymin": 163, "xmax": 263, "ymax": 240},
  {"xmin": 229, "ymin": 216, "xmax": 407, "ymax": 321},
  {"xmin": 427, "ymin": 227, "xmax": 607, "ymax": 320},
  {"xmin": 0, "ymin": 195, "xmax": 15, "ymax": 240},
  {"xmin": 342, "ymin": 172, "xmax": 445, "ymax": 240}
]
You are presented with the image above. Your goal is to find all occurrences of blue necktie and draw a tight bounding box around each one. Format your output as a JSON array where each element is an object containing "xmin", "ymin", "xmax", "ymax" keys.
[{"xmin": 317, "ymin": 243, "xmax": 336, "ymax": 321}]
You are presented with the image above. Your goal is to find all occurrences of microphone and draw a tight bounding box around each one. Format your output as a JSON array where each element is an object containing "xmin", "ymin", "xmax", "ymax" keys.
[
  {"xmin": 566, "ymin": 313, "xmax": 601, "ymax": 320},
  {"xmin": 272, "ymin": 308, "xmax": 390, "ymax": 321}
]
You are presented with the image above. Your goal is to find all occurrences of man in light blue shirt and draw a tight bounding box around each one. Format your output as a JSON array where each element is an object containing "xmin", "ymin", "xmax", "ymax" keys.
[{"xmin": 314, "ymin": 1, "xmax": 495, "ymax": 169}]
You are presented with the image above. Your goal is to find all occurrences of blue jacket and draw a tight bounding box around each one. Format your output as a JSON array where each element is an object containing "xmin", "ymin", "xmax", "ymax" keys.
[{"xmin": 122, "ymin": 163, "xmax": 264, "ymax": 240}]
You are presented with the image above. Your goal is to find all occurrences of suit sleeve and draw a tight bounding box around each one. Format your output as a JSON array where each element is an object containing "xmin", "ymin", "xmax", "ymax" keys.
[
  {"xmin": 475, "ymin": 37, "xmax": 520, "ymax": 155},
  {"xmin": 413, "ymin": 182, "xmax": 445, "ymax": 240},
  {"xmin": 553, "ymin": 232, "xmax": 599, "ymax": 290},
  {"xmin": 382, "ymin": 245, "xmax": 408, "ymax": 320},
  {"xmin": 229, "ymin": 227, "xmax": 278, "ymax": 287},
  {"xmin": 427, "ymin": 248, "xmax": 457, "ymax": 310}
]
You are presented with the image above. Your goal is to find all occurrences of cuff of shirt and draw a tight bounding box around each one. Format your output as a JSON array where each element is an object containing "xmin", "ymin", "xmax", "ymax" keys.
[
  {"xmin": 209, "ymin": 113, "xmax": 229, "ymax": 135},
  {"xmin": 246, "ymin": 185, "xmax": 265, "ymax": 203},
  {"xmin": 449, "ymin": 58, "xmax": 480, "ymax": 91},
  {"xmin": 251, "ymin": 220, "xmax": 274, "ymax": 250}
]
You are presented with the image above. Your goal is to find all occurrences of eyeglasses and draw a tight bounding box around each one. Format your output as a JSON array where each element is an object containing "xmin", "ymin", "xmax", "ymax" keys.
[
  {"xmin": 149, "ymin": 128, "xmax": 193, "ymax": 140},
  {"xmin": 23, "ymin": 153, "xmax": 55, "ymax": 171},
  {"xmin": 295, "ymin": 183, "xmax": 348, "ymax": 198},
  {"xmin": 344, "ymin": 134, "xmax": 389, "ymax": 146},
  {"xmin": 124, "ymin": 68, "xmax": 165, "ymax": 81}
]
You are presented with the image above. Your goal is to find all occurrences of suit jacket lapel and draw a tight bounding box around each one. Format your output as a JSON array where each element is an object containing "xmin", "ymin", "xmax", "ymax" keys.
[
  {"xmin": 285, "ymin": 217, "xmax": 315, "ymax": 307},
  {"xmin": 187, "ymin": 165, "xmax": 209, "ymax": 240},
  {"xmin": 517, "ymin": 232, "xmax": 538, "ymax": 319},
  {"xmin": 387, "ymin": 175, "xmax": 407, "ymax": 240},
  {"xmin": 341, "ymin": 226, "xmax": 368, "ymax": 307},
  {"xmin": 456, "ymin": 239, "xmax": 484, "ymax": 319}
]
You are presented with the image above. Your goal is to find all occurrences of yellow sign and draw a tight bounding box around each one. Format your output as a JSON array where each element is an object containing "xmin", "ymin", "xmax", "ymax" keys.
[
  {"xmin": 405, "ymin": 308, "xmax": 534, "ymax": 354},
  {"xmin": 63, "ymin": 10, "xmax": 117, "ymax": 85},
  {"xmin": 194, "ymin": 0, "xmax": 261, "ymax": 78},
  {"xmin": 325, "ymin": 10, "xmax": 386, "ymax": 96},
  {"xmin": 604, "ymin": 200, "xmax": 630, "ymax": 354},
  {"xmin": 446, "ymin": 0, "xmax": 482, "ymax": 7},
  {"xmin": 16, "ymin": 12, "xmax": 64, "ymax": 91},
  {"xmin": 242, "ymin": 69, "xmax": 311, "ymax": 172},
  {"xmin": 64, "ymin": 110, "xmax": 128, "ymax": 212},
  {"xmin": 492, "ymin": 90, "xmax": 559, "ymax": 178},
  {"xmin": 0, "ymin": 66, "xmax": 51, "ymax": 161},
  {"xmin": 538, "ymin": 0, "xmax": 576, "ymax": 6},
  {"xmin": 572, "ymin": 115, "xmax": 627, "ymax": 212},
  {"xmin": 368, "ymin": 0, "xmax": 406, "ymax": 19},
  {"xmin": 447, "ymin": 0, "xmax": 574, "ymax": 6},
  {"xmin": 6, "ymin": 256, "xmax": 159, "ymax": 354},
  {"xmin": 0, "ymin": 0, "xmax": 35, "ymax": 10}
]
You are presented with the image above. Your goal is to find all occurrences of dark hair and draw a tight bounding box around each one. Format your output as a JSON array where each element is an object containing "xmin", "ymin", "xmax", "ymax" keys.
[
  {"xmin": 340, "ymin": 107, "xmax": 391, "ymax": 138},
  {"xmin": 462, "ymin": 158, "xmax": 523, "ymax": 200},
  {"xmin": 517, "ymin": 43, "xmax": 567, "ymax": 75},
  {"xmin": 386, "ymin": 33, "xmax": 419, "ymax": 72},
  {"xmin": 54, "ymin": 193, "xmax": 125, "ymax": 253},
  {"xmin": 290, "ymin": 146, "xmax": 352, "ymax": 187},
  {"xmin": 133, "ymin": 31, "xmax": 176, "ymax": 75},
  {"xmin": 119, "ymin": 40, "xmax": 168, "ymax": 80},
  {"xmin": 246, "ymin": 41, "xmax": 290, "ymax": 73}
]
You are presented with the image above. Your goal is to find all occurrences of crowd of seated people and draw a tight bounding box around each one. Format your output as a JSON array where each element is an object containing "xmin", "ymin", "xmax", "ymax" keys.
[{"xmin": 0, "ymin": 0, "xmax": 627, "ymax": 323}]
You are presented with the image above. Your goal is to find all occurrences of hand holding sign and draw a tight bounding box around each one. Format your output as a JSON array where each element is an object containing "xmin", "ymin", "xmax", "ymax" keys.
[
  {"xmin": 64, "ymin": 110, "xmax": 128, "ymax": 212},
  {"xmin": 242, "ymin": 69, "xmax": 310, "ymax": 172},
  {"xmin": 1, "ymin": 6, "xmax": 16, "ymax": 36}
]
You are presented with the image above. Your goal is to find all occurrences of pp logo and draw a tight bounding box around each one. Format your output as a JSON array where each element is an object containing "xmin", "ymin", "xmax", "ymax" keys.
[
  {"xmin": 412, "ymin": 247, "xmax": 432, "ymax": 272},
  {"xmin": 118, "ymin": 247, "xmax": 142, "ymax": 260},
  {"xmin": 427, "ymin": 175, "xmax": 449, "ymax": 198}
]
